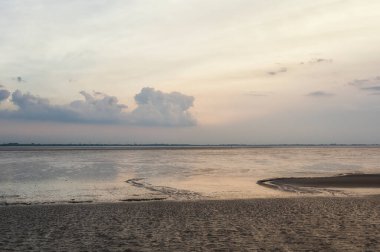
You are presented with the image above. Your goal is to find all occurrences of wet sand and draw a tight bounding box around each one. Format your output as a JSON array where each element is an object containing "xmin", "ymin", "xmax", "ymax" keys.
[
  {"xmin": 257, "ymin": 173, "xmax": 380, "ymax": 193},
  {"xmin": 1, "ymin": 197, "xmax": 379, "ymax": 251}
]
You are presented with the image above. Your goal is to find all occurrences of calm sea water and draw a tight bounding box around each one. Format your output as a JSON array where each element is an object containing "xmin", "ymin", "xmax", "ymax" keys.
[{"xmin": 1, "ymin": 147, "xmax": 379, "ymax": 204}]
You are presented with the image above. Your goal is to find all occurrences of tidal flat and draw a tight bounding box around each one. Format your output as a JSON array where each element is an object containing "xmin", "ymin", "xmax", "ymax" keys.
[{"xmin": 1, "ymin": 197, "xmax": 379, "ymax": 251}]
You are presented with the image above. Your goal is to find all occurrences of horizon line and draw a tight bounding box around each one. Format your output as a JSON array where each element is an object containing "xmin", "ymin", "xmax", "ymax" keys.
[{"xmin": 1, "ymin": 143, "xmax": 380, "ymax": 147}]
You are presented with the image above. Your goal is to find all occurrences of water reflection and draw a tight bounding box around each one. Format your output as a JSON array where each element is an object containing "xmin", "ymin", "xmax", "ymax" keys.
[
  {"xmin": 0, "ymin": 147, "xmax": 380, "ymax": 204},
  {"xmin": 0, "ymin": 151, "xmax": 119, "ymax": 182}
]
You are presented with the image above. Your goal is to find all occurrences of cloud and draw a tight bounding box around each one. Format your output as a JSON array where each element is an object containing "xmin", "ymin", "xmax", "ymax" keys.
[
  {"xmin": 12, "ymin": 76, "xmax": 26, "ymax": 83},
  {"xmin": 0, "ymin": 89, "xmax": 11, "ymax": 102},
  {"xmin": 307, "ymin": 91, "xmax": 334, "ymax": 97},
  {"xmin": 267, "ymin": 67, "xmax": 287, "ymax": 76},
  {"xmin": 69, "ymin": 91, "xmax": 128, "ymax": 123},
  {"xmin": 130, "ymin": 87, "xmax": 196, "ymax": 126},
  {"xmin": 0, "ymin": 87, "xmax": 196, "ymax": 127},
  {"xmin": 360, "ymin": 86, "xmax": 380, "ymax": 91},
  {"xmin": 349, "ymin": 76, "xmax": 380, "ymax": 95},
  {"xmin": 245, "ymin": 91, "xmax": 273, "ymax": 97},
  {"xmin": 348, "ymin": 76, "xmax": 380, "ymax": 87},
  {"xmin": 300, "ymin": 58, "xmax": 333, "ymax": 65},
  {"xmin": 8, "ymin": 90, "xmax": 83, "ymax": 122},
  {"xmin": 2, "ymin": 90, "xmax": 128, "ymax": 123}
]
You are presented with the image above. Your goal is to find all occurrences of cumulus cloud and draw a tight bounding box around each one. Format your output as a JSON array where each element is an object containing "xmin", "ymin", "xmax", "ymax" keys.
[
  {"xmin": 267, "ymin": 67, "xmax": 287, "ymax": 76},
  {"xmin": 69, "ymin": 91, "xmax": 128, "ymax": 122},
  {"xmin": 8, "ymin": 90, "xmax": 83, "ymax": 122},
  {"xmin": 0, "ymin": 90, "xmax": 128, "ymax": 123},
  {"xmin": 0, "ymin": 89, "xmax": 11, "ymax": 102},
  {"xmin": 0, "ymin": 87, "xmax": 196, "ymax": 126},
  {"xmin": 307, "ymin": 91, "xmax": 334, "ymax": 97},
  {"xmin": 130, "ymin": 87, "xmax": 196, "ymax": 126}
]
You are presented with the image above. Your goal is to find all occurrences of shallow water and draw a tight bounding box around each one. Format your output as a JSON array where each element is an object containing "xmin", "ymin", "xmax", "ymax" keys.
[{"xmin": 1, "ymin": 147, "xmax": 379, "ymax": 204}]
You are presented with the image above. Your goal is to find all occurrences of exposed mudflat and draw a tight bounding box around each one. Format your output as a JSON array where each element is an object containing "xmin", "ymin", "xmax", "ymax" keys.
[
  {"xmin": 257, "ymin": 173, "xmax": 380, "ymax": 194},
  {"xmin": 125, "ymin": 178, "xmax": 205, "ymax": 200},
  {"xmin": 1, "ymin": 197, "xmax": 379, "ymax": 251}
]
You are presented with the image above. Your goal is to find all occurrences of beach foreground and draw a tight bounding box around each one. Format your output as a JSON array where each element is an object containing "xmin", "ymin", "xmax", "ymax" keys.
[{"xmin": 1, "ymin": 197, "xmax": 379, "ymax": 251}]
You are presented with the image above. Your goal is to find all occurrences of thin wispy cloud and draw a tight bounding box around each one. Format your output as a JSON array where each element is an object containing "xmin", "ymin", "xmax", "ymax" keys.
[
  {"xmin": 300, "ymin": 58, "xmax": 333, "ymax": 65},
  {"xmin": 12, "ymin": 76, "xmax": 26, "ymax": 83},
  {"xmin": 307, "ymin": 91, "xmax": 334, "ymax": 97},
  {"xmin": 348, "ymin": 76, "xmax": 380, "ymax": 87},
  {"xmin": 245, "ymin": 91, "xmax": 273, "ymax": 97},
  {"xmin": 267, "ymin": 67, "xmax": 287, "ymax": 76},
  {"xmin": 360, "ymin": 86, "xmax": 380, "ymax": 91},
  {"xmin": 349, "ymin": 76, "xmax": 380, "ymax": 95},
  {"xmin": 0, "ymin": 87, "xmax": 196, "ymax": 127}
]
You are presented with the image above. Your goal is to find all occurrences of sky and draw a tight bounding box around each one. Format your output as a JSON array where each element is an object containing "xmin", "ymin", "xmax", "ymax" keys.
[{"xmin": 1, "ymin": 0, "xmax": 380, "ymax": 144}]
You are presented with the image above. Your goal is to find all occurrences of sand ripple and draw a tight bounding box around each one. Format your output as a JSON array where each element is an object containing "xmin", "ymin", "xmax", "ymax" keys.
[{"xmin": 0, "ymin": 197, "xmax": 379, "ymax": 251}]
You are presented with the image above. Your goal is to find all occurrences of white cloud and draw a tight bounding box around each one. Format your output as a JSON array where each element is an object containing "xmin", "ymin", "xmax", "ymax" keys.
[
  {"xmin": 0, "ymin": 87, "xmax": 196, "ymax": 127},
  {"xmin": 130, "ymin": 87, "xmax": 196, "ymax": 127},
  {"xmin": 69, "ymin": 91, "xmax": 127, "ymax": 123},
  {"xmin": 9, "ymin": 90, "xmax": 81, "ymax": 122}
]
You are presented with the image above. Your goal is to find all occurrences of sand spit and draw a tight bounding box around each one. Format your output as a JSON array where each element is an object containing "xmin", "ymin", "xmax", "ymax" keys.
[
  {"xmin": 1, "ymin": 197, "xmax": 379, "ymax": 251},
  {"xmin": 120, "ymin": 197, "xmax": 167, "ymax": 202},
  {"xmin": 257, "ymin": 173, "xmax": 380, "ymax": 194}
]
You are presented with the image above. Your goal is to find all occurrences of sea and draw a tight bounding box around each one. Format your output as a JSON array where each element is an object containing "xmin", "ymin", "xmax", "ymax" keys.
[{"xmin": 1, "ymin": 146, "xmax": 379, "ymax": 204}]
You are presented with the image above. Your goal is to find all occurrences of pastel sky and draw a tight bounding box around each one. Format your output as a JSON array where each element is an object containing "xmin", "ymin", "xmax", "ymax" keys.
[{"xmin": 1, "ymin": 0, "xmax": 380, "ymax": 144}]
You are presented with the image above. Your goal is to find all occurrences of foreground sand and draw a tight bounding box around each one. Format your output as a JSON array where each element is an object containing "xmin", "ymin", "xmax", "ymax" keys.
[{"xmin": 1, "ymin": 197, "xmax": 379, "ymax": 251}]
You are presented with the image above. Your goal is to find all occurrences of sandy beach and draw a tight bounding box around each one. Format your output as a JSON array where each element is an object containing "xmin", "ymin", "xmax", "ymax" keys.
[{"xmin": 1, "ymin": 196, "xmax": 379, "ymax": 251}]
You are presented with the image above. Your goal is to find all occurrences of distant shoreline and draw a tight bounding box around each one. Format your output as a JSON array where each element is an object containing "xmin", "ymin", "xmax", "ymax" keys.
[
  {"xmin": 1, "ymin": 144, "xmax": 380, "ymax": 152},
  {"xmin": 1, "ymin": 143, "xmax": 380, "ymax": 147}
]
